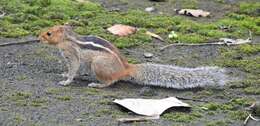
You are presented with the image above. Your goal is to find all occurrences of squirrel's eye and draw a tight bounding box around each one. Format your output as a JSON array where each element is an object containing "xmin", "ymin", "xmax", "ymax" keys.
[{"xmin": 47, "ymin": 32, "xmax": 52, "ymax": 36}]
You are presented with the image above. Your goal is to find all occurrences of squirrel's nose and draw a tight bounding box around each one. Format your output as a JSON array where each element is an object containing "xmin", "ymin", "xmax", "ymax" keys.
[{"xmin": 38, "ymin": 33, "xmax": 45, "ymax": 42}]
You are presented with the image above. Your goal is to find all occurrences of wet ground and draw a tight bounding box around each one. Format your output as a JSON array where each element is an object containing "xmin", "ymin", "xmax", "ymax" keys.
[{"xmin": 0, "ymin": 0, "xmax": 259, "ymax": 126}]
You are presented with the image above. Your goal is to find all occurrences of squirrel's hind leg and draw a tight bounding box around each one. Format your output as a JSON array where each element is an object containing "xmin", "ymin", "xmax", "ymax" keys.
[
  {"xmin": 88, "ymin": 82, "xmax": 113, "ymax": 88},
  {"xmin": 88, "ymin": 56, "xmax": 126, "ymax": 88}
]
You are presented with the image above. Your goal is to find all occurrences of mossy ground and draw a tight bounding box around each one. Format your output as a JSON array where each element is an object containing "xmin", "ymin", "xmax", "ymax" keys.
[
  {"xmin": 0, "ymin": 0, "xmax": 259, "ymax": 47},
  {"xmin": 0, "ymin": 0, "xmax": 259, "ymax": 126}
]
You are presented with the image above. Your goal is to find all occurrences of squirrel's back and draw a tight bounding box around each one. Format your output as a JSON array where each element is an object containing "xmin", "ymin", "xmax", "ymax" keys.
[{"xmin": 127, "ymin": 63, "xmax": 227, "ymax": 89}]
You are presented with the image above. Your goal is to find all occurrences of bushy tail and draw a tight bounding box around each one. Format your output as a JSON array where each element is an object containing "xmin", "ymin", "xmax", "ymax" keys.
[{"xmin": 128, "ymin": 63, "xmax": 227, "ymax": 89}]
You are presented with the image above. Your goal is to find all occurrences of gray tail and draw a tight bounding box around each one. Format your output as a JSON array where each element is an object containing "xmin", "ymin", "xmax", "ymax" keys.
[{"xmin": 128, "ymin": 63, "xmax": 227, "ymax": 89}]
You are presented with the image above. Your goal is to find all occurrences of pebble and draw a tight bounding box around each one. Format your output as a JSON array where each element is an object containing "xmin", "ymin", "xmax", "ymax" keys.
[
  {"xmin": 109, "ymin": 7, "xmax": 121, "ymax": 12},
  {"xmin": 75, "ymin": 118, "xmax": 83, "ymax": 122},
  {"xmin": 145, "ymin": 7, "xmax": 156, "ymax": 12},
  {"xmin": 144, "ymin": 52, "xmax": 153, "ymax": 58}
]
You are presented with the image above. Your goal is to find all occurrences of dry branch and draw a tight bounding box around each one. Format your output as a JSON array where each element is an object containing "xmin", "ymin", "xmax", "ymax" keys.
[
  {"xmin": 0, "ymin": 10, "xmax": 5, "ymax": 18},
  {"xmin": 0, "ymin": 39, "xmax": 40, "ymax": 47},
  {"xmin": 117, "ymin": 116, "xmax": 159, "ymax": 123}
]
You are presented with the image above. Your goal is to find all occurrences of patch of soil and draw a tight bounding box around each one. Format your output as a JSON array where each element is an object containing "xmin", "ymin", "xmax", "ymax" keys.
[
  {"xmin": 89, "ymin": 0, "xmax": 258, "ymax": 22},
  {"xmin": 0, "ymin": 36, "xmax": 258, "ymax": 126},
  {"xmin": 0, "ymin": 0, "xmax": 259, "ymax": 125}
]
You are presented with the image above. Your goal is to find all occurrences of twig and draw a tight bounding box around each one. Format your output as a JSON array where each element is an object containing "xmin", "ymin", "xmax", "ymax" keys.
[
  {"xmin": 160, "ymin": 31, "xmax": 253, "ymax": 51},
  {"xmin": 160, "ymin": 42, "xmax": 223, "ymax": 50},
  {"xmin": 176, "ymin": 96, "xmax": 209, "ymax": 103},
  {"xmin": 244, "ymin": 114, "xmax": 260, "ymax": 126},
  {"xmin": 0, "ymin": 39, "xmax": 40, "ymax": 47},
  {"xmin": 249, "ymin": 114, "xmax": 260, "ymax": 121},
  {"xmin": 0, "ymin": 10, "xmax": 5, "ymax": 18},
  {"xmin": 117, "ymin": 116, "xmax": 159, "ymax": 123},
  {"xmin": 244, "ymin": 114, "xmax": 250, "ymax": 126}
]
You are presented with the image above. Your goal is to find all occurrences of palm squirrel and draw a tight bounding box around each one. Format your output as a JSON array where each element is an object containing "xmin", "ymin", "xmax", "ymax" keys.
[{"xmin": 39, "ymin": 25, "xmax": 227, "ymax": 89}]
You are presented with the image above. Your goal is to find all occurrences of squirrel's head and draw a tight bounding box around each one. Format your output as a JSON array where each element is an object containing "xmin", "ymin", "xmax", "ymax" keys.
[{"xmin": 39, "ymin": 25, "xmax": 69, "ymax": 45}]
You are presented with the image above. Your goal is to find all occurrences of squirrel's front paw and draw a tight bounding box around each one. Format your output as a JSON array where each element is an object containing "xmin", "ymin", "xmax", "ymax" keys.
[
  {"xmin": 58, "ymin": 80, "xmax": 72, "ymax": 86},
  {"xmin": 88, "ymin": 82, "xmax": 101, "ymax": 88}
]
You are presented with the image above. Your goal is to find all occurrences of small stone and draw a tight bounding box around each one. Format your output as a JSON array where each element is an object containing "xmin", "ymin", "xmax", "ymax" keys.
[
  {"xmin": 144, "ymin": 52, "xmax": 153, "ymax": 58},
  {"xmin": 109, "ymin": 7, "xmax": 121, "ymax": 12},
  {"xmin": 145, "ymin": 7, "xmax": 156, "ymax": 12},
  {"xmin": 75, "ymin": 118, "xmax": 83, "ymax": 122}
]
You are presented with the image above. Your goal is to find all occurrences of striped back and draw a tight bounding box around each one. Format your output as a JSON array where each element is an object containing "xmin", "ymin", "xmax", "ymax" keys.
[{"xmin": 74, "ymin": 35, "xmax": 129, "ymax": 67}]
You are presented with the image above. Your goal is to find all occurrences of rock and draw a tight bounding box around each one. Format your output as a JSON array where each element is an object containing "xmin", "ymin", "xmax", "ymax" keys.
[
  {"xmin": 144, "ymin": 52, "xmax": 153, "ymax": 58},
  {"xmin": 75, "ymin": 118, "xmax": 83, "ymax": 122},
  {"xmin": 145, "ymin": 7, "xmax": 156, "ymax": 12},
  {"xmin": 109, "ymin": 7, "xmax": 121, "ymax": 12}
]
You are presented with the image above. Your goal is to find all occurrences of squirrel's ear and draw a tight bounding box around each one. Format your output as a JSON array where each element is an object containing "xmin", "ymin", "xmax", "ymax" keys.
[
  {"xmin": 62, "ymin": 24, "xmax": 72, "ymax": 32},
  {"xmin": 64, "ymin": 23, "xmax": 73, "ymax": 29}
]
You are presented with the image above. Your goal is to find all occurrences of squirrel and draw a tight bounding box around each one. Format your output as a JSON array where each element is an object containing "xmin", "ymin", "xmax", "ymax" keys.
[{"xmin": 38, "ymin": 25, "xmax": 227, "ymax": 89}]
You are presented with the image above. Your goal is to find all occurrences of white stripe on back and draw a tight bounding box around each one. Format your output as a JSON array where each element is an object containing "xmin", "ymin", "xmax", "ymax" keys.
[{"xmin": 67, "ymin": 36, "xmax": 124, "ymax": 66}]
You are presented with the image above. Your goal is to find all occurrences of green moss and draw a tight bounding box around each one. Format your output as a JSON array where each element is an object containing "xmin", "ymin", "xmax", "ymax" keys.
[
  {"xmin": 238, "ymin": 44, "xmax": 260, "ymax": 55},
  {"xmin": 175, "ymin": 33, "xmax": 206, "ymax": 43},
  {"xmin": 217, "ymin": 44, "xmax": 260, "ymax": 74},
  {"xmin": 193, "ymin": 90, "xmax": 213, "ymax": 99},
  {"xmin": 56, "ymin": 96, "xmax": 72, "ymax": 101},
  {"xmin": 203, "ymin": 102, "xmax": 220, "ymax": 111},
  {"xmin": 206, "ymin": 120, "xmax": 228, "ymax": 126},
  {"xmin": 0, "ymin": 107, "xmax": 8, "ymax": 111},
  {"xmin": 95, "ymin": 108, "xmax": 127, "ymax": 119},
  {"xmin": 9, "ymin": 91, "xmax": 32, "ymax": 101},
  {"xmin": 46, "ymin": 87, "xmax": 70, "ymax": 95},
  {"xmin": 180, "ymin": 0, "xmax": 199, "ymax": 9},
  {"xmin": 238, "ymin": 2, "xmax": 260, "ymax": 16},
  {"xmin": 230, "ymin": 79, "xmax": 260, "ymax": 88},
  {"xmin": 1, "ymin": 0, "xmax": 259, "ymax": 48},
  {"xmin": 15, "ymin": 100, "xmax": 28, "ymax": 106},
  {"xmin": 82, "ymin": 88, "xmax": 100, "ymax": 95},
  {"xmin": 230, "ymin": 98, "xmax": 253, "ymax": 106},
  {"xmin": 14, "ymin": 114, "xmax": 26, "ymax": 125},
  {"xmin": 98, "ymin": 99, "xmax": 111, "ymax": 105},
  {"xmin": 16, "ymin": 74, "xmax": 28, "ymax": 81},
  {"xmin": 95, "ymin": 109, "xmax": 112, "ymax": 117},
  {"xmin": 30, "ymin": 98, "xmax": 48, "ymax": 107},
  {"xmin": 228, "ymin": 110, "xmax": 248, "ymax": 120},
  {"xmin": 244, "ymin": 87, "xmax": 260, "ymax": 95},
  {"xmin": 162, "ymin": 111, "xmax": 202, "ymax": 122}
]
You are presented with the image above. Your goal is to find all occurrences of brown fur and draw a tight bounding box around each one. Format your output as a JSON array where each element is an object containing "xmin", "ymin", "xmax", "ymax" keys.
[
  {"xmin": 39, "ymin": 25, "xmax": 226, "ymax": 89},
  {"xmin": 39, "ymin": 25, "xmax": 136, "ymax": 87},
  {"xmin": 39, "ymin": 25, "xmax": 65, "ymax": 45}
]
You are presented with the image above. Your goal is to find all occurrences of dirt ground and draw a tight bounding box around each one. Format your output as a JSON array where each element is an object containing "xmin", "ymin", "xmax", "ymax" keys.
[{"xmin": 0, "ymin": 0, "xmax": 259, "ymax": 126}]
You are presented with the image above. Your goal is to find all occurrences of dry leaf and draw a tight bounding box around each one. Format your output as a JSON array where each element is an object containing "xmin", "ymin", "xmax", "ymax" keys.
[
  {"xmin": 146, "ymin": 31, "xmax": 164, "ymax": 41},
  {"xmin": 118, "ymin": 116, "xmax": 160, "ymax": 123},
  {"xmin": 113, "ymin": 97, "xmax": 190, "ymax": 117},
  {"xmin": 107, "ymin": 24, "xmax": 137, "ymax": 37},
  {"xmin": 176, "ymin": 9, "xmax": 210, "ymax": 17}
]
